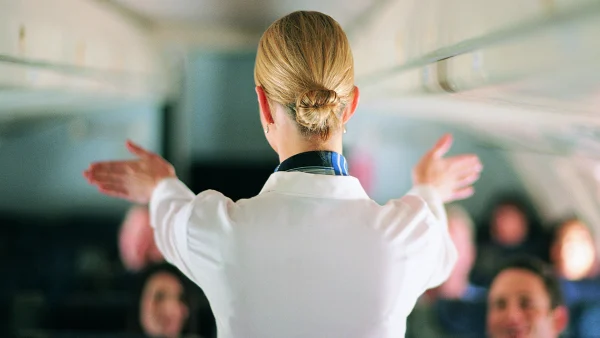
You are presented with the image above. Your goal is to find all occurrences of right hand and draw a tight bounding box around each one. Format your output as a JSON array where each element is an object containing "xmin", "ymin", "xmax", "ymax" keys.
[
  {"xmin": 83, "ymin": 140, "xmax": 176, "ymax": 204},
  {"xmin": 412, "ymin": 134, "xmax": 483, "ymax": 203}
]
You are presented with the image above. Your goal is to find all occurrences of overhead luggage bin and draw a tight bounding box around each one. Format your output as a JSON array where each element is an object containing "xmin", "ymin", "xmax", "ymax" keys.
[
  {"xmin": 351, "ymin": 0, "xmax": 600, "ymax": 149},
  {"xmin": 352, "ymin": 0, "xmax": 600, "ymax": 117},
  {"xmin": 0, "ymin": 0, "xmax": 168, "ymax": 116}
]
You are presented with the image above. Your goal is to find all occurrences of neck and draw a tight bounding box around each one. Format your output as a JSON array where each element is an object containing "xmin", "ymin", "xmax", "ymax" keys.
[{"xmin": 277, "ymin": 132, "xmax": 343, "ymax": 163}]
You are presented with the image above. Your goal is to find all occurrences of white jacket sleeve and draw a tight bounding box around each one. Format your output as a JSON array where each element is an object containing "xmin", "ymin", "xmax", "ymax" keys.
[
  {"xmin": 149, "ymin": 178, "xmax": 234, "ymax": 285},
  {"xmin": 149, "ymin": 178, "xmax": 197, "ymax": 278},
  {"xmin": 406, "ymin": 185, "xmax": 447, "ymax": 227},
  {"xmin": 405, "ymin": 185, "xmax": 458, "ymax": 290}
]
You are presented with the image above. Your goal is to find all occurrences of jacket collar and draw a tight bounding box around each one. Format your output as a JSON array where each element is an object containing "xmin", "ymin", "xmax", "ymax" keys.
[
  {"xmin": 275, "ymin": 151, "xmax": 349, "ymax": 176},
  {"xmin": 259, "ymin": 171, "xmax": 370, "ymax": 200}
]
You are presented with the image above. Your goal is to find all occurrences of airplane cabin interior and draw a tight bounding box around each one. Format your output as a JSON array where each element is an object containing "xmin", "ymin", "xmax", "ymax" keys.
[{"xmin": 0, "ymin": 0, "xmax": 599, "ymax": 337}]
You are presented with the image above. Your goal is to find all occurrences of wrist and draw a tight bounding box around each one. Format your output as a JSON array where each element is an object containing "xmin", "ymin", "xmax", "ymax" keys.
[
  {"xmin": 412, "ymin": 178, "xmax": 438, "ymax": 190},
  {"xmin": 411, "ymin": 172, "xmax": 436, "ymax": 187},
  {"xmin": 148, "ymin": 175, "xmax": 177, "ymax": 201},
  {"xmin": 154, "ymin": 174, "xmax": 177, "ymax": 185},
  {"xmin": 410, "ymin": 184, "xmax": 448, "ymax": 203}
]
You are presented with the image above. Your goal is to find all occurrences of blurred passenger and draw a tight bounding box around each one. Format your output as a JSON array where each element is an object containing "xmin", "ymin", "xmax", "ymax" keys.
[
  {"xmin": 551, "ymin": 218, "xmax": 599, "ymax": 281},
  {"xmin": 472, "ymin": 194, "xmax": 550, "ymax": 286},
  {"xmin": 120, "ymin": 206, "xmax": 164, "ymax": 271},
  {"xmin": 487, "ymin": 256, "xmax": 568, "ymax": 338},
  {"xmin": 429, "ymin": 204, "xmax": 486, "ymax": 301},
  {"xmin": 129, "ymin": 263, "xmax": 199, "ymax": 338},
  {"xmin": 550, "ymin": 217, "xmax": 600, "ymax": 307},
  {"xmin": 406, "ymin": 205, "xmax": 487, "ymax": 338}
]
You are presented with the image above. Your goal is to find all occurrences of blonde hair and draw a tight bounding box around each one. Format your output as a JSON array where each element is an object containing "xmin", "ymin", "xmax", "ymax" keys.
[{"xmin": 254, "ymin": 11, "xmax": 355, "ymax": 141}]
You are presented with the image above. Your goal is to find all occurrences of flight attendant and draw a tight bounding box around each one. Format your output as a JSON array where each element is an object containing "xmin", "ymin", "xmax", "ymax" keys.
[{"xmin": 84, "ymin": 11, "xmax": 482, "ymax": 338}]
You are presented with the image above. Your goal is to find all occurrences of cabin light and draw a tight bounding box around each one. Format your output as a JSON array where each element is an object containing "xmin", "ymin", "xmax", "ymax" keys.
[{"xmin": 558, "ymin": 222, "xmax": 597, "ymax": 281}]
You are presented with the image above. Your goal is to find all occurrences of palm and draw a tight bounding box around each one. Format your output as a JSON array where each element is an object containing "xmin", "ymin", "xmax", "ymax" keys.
[
  {"xmin": 413, "ymin": 135, "xmax": 482, "ymax": 203},
  {"xmin": 84, "ymin": 140, "xmax": 176, "ymax": 204}
]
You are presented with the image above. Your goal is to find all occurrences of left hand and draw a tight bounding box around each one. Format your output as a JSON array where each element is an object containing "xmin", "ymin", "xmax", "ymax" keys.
[
  {"xmin": 412, "ymin": 134, "xmax": 482, "ymax": 203},
  {"xmin": 84, "ymin": 140, "xmax": 176, "ymax": 204}
]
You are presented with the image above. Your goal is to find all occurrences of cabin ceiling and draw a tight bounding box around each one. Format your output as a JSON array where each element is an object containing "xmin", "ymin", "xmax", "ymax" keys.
[{"xmin": 110, "ymin": 0, "xmax": 378, "ymax": 30}]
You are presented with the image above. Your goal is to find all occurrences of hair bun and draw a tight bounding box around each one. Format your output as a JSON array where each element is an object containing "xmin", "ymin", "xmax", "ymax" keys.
[{"xmin": 295, "ymin": 88, "xmax": 341, "ymax": 131}]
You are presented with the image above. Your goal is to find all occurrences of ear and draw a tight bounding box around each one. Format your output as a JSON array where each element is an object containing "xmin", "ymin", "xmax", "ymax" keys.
[
  {"xmin": 255, "ymin": 86, "xmax": 274, "ymax": 125},
  {"xmin": 342, "ymin": 86, "xmax": 360, "ymax": 124},
  {"xmin": 552, "ymin": 305, "xmax": 569, "ymax": 334}
]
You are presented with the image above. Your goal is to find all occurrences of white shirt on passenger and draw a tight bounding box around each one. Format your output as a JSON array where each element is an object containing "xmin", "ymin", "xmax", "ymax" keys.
[{"xmin": 150, "ymin": 171, "xmax": 457, "ymax": 338}]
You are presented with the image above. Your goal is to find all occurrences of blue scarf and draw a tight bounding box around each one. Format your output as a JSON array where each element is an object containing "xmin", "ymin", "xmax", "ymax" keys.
[{"xmin": 275, "ymin": 151, "xmax": 349, "ymax": 176}]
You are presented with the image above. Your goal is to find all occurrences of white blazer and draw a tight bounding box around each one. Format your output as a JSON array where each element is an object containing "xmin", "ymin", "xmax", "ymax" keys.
[{"xmin": 150, "ymin": 171, "xmax": 457, "ymax": 338}]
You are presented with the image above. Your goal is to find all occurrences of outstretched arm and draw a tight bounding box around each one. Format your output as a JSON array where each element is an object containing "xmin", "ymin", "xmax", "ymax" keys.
[
  {"xmin": 84, "ymin": 141, "xmax": 196, "ymax": 275},
  {"xmin": 403, "ymin": 134, "xmax": 483, "ymax": 291}
]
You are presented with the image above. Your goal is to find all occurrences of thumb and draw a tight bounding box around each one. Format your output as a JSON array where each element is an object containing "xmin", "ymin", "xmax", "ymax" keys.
[
  {"xmin": 126, "ymin": 139, "xmax": 152, "ymax": 159},
  {"xmin": 431, "ymin": 134, "xmax": 453, "ymax": 158}
]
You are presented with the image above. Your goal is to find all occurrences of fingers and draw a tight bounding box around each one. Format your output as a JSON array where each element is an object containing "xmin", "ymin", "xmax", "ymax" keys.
[
  {"xmin": 447, "ymin": 167, "xmax": 481, "ymax": 202},
  {"xmin": 444, "ymin": 153, "xmax": 481, "ymax": 202},
  {"xmin": 96, "ymin": 183, "xmax": 130, "ymax": 199},
  {"xmin": 84, "ymin": 162, "xmax": 135, "ymax": 200},
  {"xmin": 448, "ymin": 154, "xmax": 481, "ymax": 169},
  {"xmin": 431, "ymin": 134, "xmax": 453, "ymax": 158},
  {"xmin": 86, "ymin": 161, "xmax": 131, "ymax": 174},
  {"xmin": 447, "ymin": 154, "xmax": 479, "ymax": 165},
  {"xmin": 87, "ymin": 169, "xmax": 129, "ymax": 194},
  {"xmin": 88, "ymin": 175, "xmax": 125, "ymax": 187},
  {"xmin": 84, "ymin": 162, "xmax": 135, "ymax": 186},
  {"xmin": 126, "ymin": 140, "xmax": 154, "ymax": 159},
  {"xmin": 455, "ymin": 171, "xmax": 481, "ymax": 188},
  {"xmin": 451, "ymin": 186, "xmax": 475, "ymax": 201}
]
